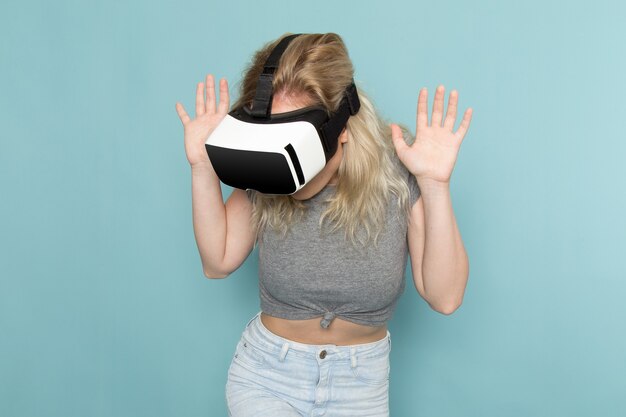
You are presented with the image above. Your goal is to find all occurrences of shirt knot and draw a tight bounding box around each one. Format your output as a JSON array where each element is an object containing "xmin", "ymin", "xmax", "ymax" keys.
[{"xmin": 320, "ymin": 311, "xmax": 336, "ymax": 329}]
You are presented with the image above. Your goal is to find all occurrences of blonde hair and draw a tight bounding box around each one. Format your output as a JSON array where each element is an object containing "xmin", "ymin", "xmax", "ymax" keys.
[{"xmin": 232, "ymin": 32, "xmax": 416, "ymax": 250}]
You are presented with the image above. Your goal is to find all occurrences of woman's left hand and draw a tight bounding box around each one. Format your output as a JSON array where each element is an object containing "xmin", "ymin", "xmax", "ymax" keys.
[{"xmin": 391, "ymin": 85, "xmax": 473, "ymax": 185}]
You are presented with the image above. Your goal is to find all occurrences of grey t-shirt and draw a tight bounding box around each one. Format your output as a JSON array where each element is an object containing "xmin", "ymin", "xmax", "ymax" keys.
[{"xmin": 253, "ymin": 162, "xmax": 421, "ymax": 328}]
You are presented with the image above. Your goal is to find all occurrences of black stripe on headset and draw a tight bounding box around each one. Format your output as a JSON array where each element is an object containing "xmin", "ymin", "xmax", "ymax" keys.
[{"xmin": 284, "ymin": 143, "xmax": 305, "ymax": 186}]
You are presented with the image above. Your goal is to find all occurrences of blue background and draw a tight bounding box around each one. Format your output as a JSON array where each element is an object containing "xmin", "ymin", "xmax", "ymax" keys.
[{"xmin": 1, "ymin": 0, "xmax": 625, "ymax": 416}]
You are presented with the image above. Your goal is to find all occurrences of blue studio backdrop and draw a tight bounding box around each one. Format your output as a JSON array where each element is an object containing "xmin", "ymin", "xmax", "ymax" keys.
[{"xmin": 1, "ymin": 0, "xmax": 625, "ymax": 416}]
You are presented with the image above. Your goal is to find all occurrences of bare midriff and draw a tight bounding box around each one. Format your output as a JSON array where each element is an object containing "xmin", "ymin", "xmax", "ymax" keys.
[{"xmin": 260, "ymin": 312, "xmax": 387, "ymax": 346}]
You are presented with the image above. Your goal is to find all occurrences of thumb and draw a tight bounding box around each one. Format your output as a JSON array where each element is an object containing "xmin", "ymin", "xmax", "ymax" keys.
[{"xmin": 390, "ymin": 123, "xmax": 409, "ymax": 154}]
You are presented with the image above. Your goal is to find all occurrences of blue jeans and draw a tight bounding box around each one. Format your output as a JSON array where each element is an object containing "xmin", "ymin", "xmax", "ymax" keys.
[{"xmin": 225, "ymin": 310, "xmax": 391, "ymax": 417}]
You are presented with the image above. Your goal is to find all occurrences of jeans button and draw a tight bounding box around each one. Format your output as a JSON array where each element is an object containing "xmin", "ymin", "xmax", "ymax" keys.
[{"xmin": 319, "ymin": 349, "xmax": 327, "ymax": 359}]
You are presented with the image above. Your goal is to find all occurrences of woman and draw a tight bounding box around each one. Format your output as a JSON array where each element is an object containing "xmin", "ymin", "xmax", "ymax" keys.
[{"xmin": 175, "ymin": 32, "xmax": 472, "ymax": 417}]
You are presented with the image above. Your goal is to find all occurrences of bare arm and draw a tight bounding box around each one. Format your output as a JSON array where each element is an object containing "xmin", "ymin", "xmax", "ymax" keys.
[
  {"xmin": 417, "ymin": 178, "xmax": 469, "ymax": 314},
  {"xmin": 392, "ymin": 84, "xmax": 473, "ymax": 315},
  {"xmin": 191, "ymin": 163, "xmax": 256, "ymax": 279},
  {"xmin": 177, "ymin": 74, "xmax": 255, "ymax": 279},
  {"xmin": 190, "ymin": 162, "xmax": 228, "ymax": 278}
]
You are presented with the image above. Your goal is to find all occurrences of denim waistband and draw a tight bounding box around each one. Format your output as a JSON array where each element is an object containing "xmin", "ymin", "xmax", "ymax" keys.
[{"xmin": 241, "ymin": 311, "xmax": 391, "ymax": 364}]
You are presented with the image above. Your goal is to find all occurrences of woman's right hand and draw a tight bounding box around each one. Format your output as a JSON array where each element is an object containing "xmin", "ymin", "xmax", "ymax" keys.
[{"xmin": 175, "ymin": 74, "xmax": 230, "ymax": 168}]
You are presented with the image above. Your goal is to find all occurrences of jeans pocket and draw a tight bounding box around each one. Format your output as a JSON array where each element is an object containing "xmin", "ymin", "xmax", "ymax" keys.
[
  {"xmin": 350, "ymin": 353, "xmax": 390, "ymax": 386},
  {"xmin": 233, "ymin": 337, "xmax": 273, "ymax": 371}
]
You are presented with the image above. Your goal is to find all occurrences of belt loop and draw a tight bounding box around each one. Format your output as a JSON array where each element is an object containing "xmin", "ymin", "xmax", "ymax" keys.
[
  {"xmin": 279, "ymin": 342, "xmax": 289, "ymax": 362},
  {"xmin": 350, "ymin": 347, "xmax": 357, "ymax": 368}
]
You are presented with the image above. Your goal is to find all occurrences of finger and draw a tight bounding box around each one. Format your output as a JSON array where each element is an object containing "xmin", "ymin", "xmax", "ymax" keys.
[
  {"xmin": 205, "ymin": 74, "xmax": 216, "ymax": 114},
  {"xmin": 195, "ymin": 82, "xmax": 205, "ymax": 117},
  {"xmin": 443, "ymin": 89, "xmax": 458, "ymax": 131},
  {"xmin": 416, "ymin": 88, "xmax": 428, "ymax": 132},
  {"xmin": 431, "ymin": 84, "xmax": 445, "ymax": 126},
  {"xmin": 454, "ymin": 108, "xmax": 473, "ymax": 141},
  {"xmin": 390, "ymin": 123, "xmax": 409, "ymax": 154},
  {"xmin": 175, "ymin": 102, "xmax": 191, "ymax": 125},
  {"xmin": 217, "ymin": 78, "xmax": 230, "ymax": 115}
]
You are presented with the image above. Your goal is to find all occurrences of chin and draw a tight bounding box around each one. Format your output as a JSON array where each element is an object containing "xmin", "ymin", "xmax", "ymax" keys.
[
  {"xmin": 290, "ymin": 187, "xmax": 313, "ymax": 201},
  {"xmin": 290, "ymin": 181, "xmax": 324, "ymax": 200},
  {"xmin": 290, "ymin": 162, "xmax": 338, "ymax": 200}
]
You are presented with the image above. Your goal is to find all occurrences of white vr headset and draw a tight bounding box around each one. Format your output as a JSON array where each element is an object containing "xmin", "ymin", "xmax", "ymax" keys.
[{"xmin": 205, "ymin": 33, "xmax": 361, "ymax": 195}]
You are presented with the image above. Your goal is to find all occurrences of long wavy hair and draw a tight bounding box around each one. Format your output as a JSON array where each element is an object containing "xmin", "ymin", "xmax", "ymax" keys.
[{"xmin": 231, "ymin": 32, "xmax": 416, "ymax": 250}]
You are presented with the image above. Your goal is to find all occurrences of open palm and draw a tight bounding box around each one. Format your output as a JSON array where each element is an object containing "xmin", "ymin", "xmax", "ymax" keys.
[
  {"xmin": 175, "ymin": 74, "xmax": 230, "ymax": 168},
  {"xmin": 391, "ymin": 85, "xmax": 473, "ymax": 184}
]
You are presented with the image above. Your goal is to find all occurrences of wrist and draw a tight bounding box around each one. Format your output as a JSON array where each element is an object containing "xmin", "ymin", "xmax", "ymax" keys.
[
  {"xmin": 191, "ymin": 161, "xmax": 218, "ymax": 178},
  {"xmin": 415, "ymin": 176, "xmax": 450, "ymax": 193}
]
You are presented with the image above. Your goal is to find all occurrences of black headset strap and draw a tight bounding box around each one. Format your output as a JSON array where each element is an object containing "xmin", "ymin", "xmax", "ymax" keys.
[
  {"xmin": 251, "ymin": 34, "xmax": 303, "ymax": 118},
  {"xmin": 319, "ymin": 80, "xmax": 360, "ymax": 156}
]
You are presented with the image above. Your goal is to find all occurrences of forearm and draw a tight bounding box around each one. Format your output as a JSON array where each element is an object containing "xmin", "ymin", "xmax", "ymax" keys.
[
  {"xmin": 418, "ymin": 177, "xmax": 469, "ymax": 312},
  {"xmin": 191, "ymin": 163, "xmax": 227, "ymax": 277}
]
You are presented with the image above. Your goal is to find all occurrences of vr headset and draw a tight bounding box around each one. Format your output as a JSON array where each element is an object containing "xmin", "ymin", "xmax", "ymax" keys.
[{"xmin": 204, "ymin": 33, "xmax": 361, "ymax": 195}]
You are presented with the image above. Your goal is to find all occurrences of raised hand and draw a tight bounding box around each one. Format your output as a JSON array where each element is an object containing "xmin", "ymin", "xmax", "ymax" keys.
[
  {"xmin": 175, "ymin": 74, "xmax": 230, "ymax": 168},
  {"xmin": 391, "ymin": 85, "xmax": 473, "ymax": 185}
]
